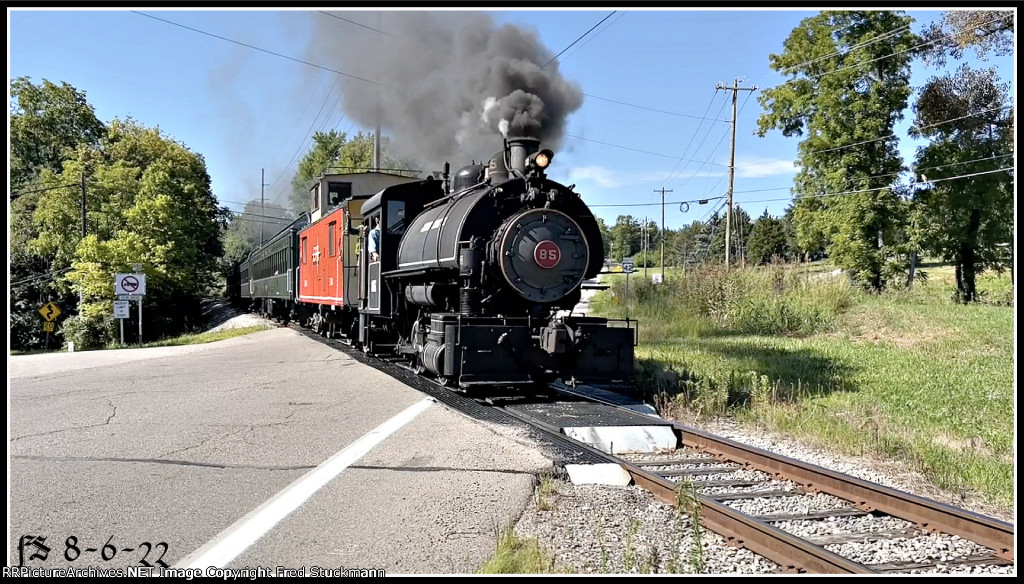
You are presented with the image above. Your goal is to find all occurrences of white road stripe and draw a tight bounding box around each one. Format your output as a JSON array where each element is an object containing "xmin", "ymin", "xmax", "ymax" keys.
[{"xmin": 175, "ymin": 398, "xmax": 435, "ymax": 569}]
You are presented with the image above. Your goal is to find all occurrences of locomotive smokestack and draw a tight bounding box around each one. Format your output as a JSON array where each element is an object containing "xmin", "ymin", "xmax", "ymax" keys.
[{"xmin": 508, "ymin": 137, "xmax": 540, "ymax": 174}]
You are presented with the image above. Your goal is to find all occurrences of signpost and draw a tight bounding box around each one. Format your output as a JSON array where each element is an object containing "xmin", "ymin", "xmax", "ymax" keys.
[
  {"xmin": 39, "ymin": 302, "xmax": 62, "ymax": 350},
  {"xmin": 114, "ymin": 271, "xmax": 147, "ymax": 344},
  {"xmin": 622, "ymin": 257, "xmax": 634, "ymax": 318},
  {"xmin": 114, "ymin": 300, "xmax": 130, "ymax": 345}
]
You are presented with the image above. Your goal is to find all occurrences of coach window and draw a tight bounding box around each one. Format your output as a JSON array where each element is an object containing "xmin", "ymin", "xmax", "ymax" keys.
[
  {"xmin": 386, "ymin": 201, "xmax": 406, "ymax": 235},
  {"xmin": 328, "ymin": 222, "xmax": 336, "ymax": 257}
]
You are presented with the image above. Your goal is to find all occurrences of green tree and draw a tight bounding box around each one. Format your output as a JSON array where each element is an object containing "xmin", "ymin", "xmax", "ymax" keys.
[
  {"xmin": 10, "ymin": 76, "xmax": 106, "ymax": 187},
  {"xmin": 32, "ymin": 119, "xmax": 226, "ymax": 348},
  {"xmin": 910, "ymin": 65, "xmax": 1013, "ymax": 302},
  {"xmin": 757, "ymin": 11, "xmax": 918, "ymax": 290},
  {"xmin": 9, "ymin": 77, "xmax": 106, "ymax": 350},
  {"xmin": 288, "ymin": 131, "xmax": 415, "ymax": 214},
  {"xmin": 594, "ymin": 216, "xmax": 612, "ymax": 260},
  {"xmin": 748, "ymin": 210, "xmax": 794, "ymax": 265},
  {"xmin": 610, "ymin": 215, "xmax": 640, "ymax": 262}
]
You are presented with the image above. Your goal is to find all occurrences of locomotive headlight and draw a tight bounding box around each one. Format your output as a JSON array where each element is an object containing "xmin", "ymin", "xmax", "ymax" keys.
[{"xmin": 531, "ymin": 149, "xmax": 554, "ymax": 169}]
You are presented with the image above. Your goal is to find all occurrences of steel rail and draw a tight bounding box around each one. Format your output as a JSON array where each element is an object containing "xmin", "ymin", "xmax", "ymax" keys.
[
  {"xmin": 501, "ymin": 407, "xmax": 875, "ymax": 574},
  {"xmin": 555, "ymin": 383, "xmax": 1014, "ymax": 562},
  {"xmin": 675, "ymin": 423, "xmax": 1015, "ymax": 561}
]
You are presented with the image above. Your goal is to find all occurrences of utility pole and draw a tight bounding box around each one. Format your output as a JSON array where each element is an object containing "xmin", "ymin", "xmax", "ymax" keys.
[
  {"xmin": 716, "ymin": 78, "xmax": 757, "ymax": 269},
  {"xmin": 260, "ymin": 168, "xmax": 269, "ymax": 246},
  {"xmin": 654, "ymin": 188, "xmax": 672, "ymax": 282},
  {"xmin": 373, "ymin": 12, "xmax": 382, "ymax": 172},
  {"xmin": 80, "ymin": 170, "xmax": 87, "ymax": 238},
  {"xmin": 80, "ymin": 169, "xmax": 87, "ymax": 315},
  {"xmin": 643, "ymin": 216, "xmax": 648, "ymax": 278}
]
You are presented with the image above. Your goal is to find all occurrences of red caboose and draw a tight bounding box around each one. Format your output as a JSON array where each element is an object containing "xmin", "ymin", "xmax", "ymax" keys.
[{"xmin": 296, "ymin": 172, "xmax": 416, "ymax": 336}]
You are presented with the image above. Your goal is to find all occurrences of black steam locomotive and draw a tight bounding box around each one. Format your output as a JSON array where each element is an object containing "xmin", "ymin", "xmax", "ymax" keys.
[{"xmin": 233, "ymin": 137, "xmax": 635, "ymax": 391}]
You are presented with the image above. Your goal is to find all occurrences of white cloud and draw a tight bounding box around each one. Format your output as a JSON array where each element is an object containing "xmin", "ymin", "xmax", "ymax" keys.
[{"xmin": 736, "ymin": 157, "xmax": 797, "ymax": 178}]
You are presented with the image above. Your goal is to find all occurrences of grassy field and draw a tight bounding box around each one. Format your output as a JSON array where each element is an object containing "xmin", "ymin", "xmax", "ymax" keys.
[{"xmin": 591, "ymin": 263, "xmax": 1015, "ymax": 507}]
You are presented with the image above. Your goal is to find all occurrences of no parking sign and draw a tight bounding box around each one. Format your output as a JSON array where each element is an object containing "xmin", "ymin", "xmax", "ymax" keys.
[{"xmin": 115, "ymin": 273, "xmax": 147, "ymax": 296}]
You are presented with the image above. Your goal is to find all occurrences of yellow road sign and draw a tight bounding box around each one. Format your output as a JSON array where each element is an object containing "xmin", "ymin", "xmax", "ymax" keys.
[
  {"xmin": 39, "ymin": 302, "xmax": 61, "ymax": 322},
  {"xmin": 42, "ymin": 322, "xmax": 55, "ymax": 333}
]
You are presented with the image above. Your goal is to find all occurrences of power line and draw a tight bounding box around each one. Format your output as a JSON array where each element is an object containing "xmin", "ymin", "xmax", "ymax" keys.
[
  {"xmin": 10, "ymin": 267, "xmax": 74, "ymax": 289},
  {"xmin": 132, "ymin": 11, "xmax": 379, "ymax": 86},
  {"xmin": 739, "ymin": 166, "xmax": 1013, "ymax": 206},
  {"xmin": 658, "ymin": 92, "xmax": 727, "ymax": 189},
  {"xmin": 566, "ymin": 134, "xmax": 730, "ymax": 166},
  {"xmin": 265, "ymin": 78, "xmax": 344, "ymax": 199},
  {"xmin": 10, "ymin": 182, "xmax": 78, "ymax": 199},
  {"xmin": 558, "ymin": 11, "xmax": 627, "ymax": 63},
  {"xmin": 317, "ymin": 11, "xmax": 393, "ymax": 36},
  {"xmin": 669, "ymin": 125, "xmax": 731, "ymax": 189},
  {"xmin": 542, "ymin": 11, "xmax": 617, "ymax": 69},
  {"xmin": 668, "ymin": 92, "xmax": 748, "ymax": 189},
  {"xmin": 229, "ymin": 210, "xmax": 294, "ymax": 222},
  {"xmin": 759, "ymin": 23, "xmax": 915, "ymax": 81},
  {"xmin": 584, "ymin": 93, "xmax": 729, "ymax": 123},
  {"xmin": 809, "ymin": 105, "xmax": 1013, "ymax": 155},
  {"xmin": 589, "ymin": 164, "xmax": 1013, "ymax": 211},
  {"xmin": 590, "ymin": 196, "xmax": 725, "ymax": 208}
]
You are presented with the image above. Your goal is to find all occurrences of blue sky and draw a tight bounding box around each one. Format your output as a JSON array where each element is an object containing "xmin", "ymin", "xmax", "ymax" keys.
[{"xmin": 9, "ymin": 8, "xmax": 1015, "ymax": 229}]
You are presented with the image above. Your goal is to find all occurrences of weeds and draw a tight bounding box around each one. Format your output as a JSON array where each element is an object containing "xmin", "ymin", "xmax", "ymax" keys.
[
  {"xmin": 478, "ymin": 524, "xmax": 557, "ymax": 574},
  {"xmin": 535, "ymin": 471, "xmax": 557, "ymax": 511},
  {"xmin": 677, "ymin": 480, "xmax": 705, "ymax": 573},
  {"xmin": 595, "ymin": 512, "xmax": 609, "ymax": 573},
  {"xmin": 622, "ymin": 518, "xmax": 641, "ymax": 572}
]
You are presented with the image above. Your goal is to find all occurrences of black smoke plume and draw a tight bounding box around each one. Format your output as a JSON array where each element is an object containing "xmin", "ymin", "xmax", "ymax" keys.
[{"xmin": 307, "ymin": 11, "xmax": 583, "ymax": 171}]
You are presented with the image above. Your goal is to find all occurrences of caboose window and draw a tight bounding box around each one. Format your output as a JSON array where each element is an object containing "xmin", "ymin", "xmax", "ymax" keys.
[
  {"xmin": 311, "ymin": 184, "xmax": 320, "ymax": 212},
  {"xmin": 328, "ymin": 182, "xmax": 351, "ymax": 206},
  {"xmin": 328, "ymin": 222, "xmax": 336, "ymax": 256},
  {"xmin": 301, "ymin": 237, "xmax": 308, "ymax": 264}
]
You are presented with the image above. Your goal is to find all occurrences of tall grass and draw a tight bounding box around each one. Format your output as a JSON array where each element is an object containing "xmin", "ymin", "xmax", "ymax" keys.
[
  {"xmin": 593, "ymin": 265, "xmax": 855, "ymax": 340},
  {"xmin": 590, "ymin": 264, "xmax": 1015, "ymax": 507}
]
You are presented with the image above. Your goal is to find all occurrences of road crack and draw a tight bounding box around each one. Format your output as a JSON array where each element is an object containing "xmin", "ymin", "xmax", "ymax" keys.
[{"xmin": 12, "ymin": 454, "xmax": 314, "ymax": 471}]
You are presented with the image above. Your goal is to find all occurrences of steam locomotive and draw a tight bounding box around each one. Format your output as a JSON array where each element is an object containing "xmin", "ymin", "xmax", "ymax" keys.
[{"xmin": 230, "ymin": 137, "xmax": 635, "ymax": 390}]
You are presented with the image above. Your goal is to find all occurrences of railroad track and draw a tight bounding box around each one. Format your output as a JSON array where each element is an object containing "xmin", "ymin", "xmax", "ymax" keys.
[{"xmin": 291, "ymin": 323, "xmax": 1015, "ymax": 574}]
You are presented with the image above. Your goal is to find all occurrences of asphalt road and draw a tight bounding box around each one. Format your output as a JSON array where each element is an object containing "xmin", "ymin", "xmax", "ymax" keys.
[{"xmin": 9, "ymin": 328, "xmax": 550, "ymax": 574}]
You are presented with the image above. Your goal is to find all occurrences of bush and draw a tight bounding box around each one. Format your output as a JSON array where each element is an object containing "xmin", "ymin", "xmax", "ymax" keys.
[{"xmin": 60, "ymin": 313, "xmax": 118, "ymax": 350}]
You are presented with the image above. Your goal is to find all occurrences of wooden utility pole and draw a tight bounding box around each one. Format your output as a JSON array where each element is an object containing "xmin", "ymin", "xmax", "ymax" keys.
[
  {"xmin": 716, "ymin": 78, "xmax": 757, "ymax": 269},
  {"xmin": 80, "ymin": 169, "xmax": 87, "ymax": 315},
  {"xmin": 643, "ymin": 216, "xmax": 648, "ymax": 278},
  {"xmin": 260, "ymin": 168, "xmax": 265, "ymax": 246},
  {"xmin": 80, "ymin": 170, "xmax": 87, "ymax": 238},
  {"xmin": 654, "ymin": 188, "xmax": 672, "ymax": 282},
  {"xmin": 374, "ymin": 12, "xmax": 383, "ymax": 171}
]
